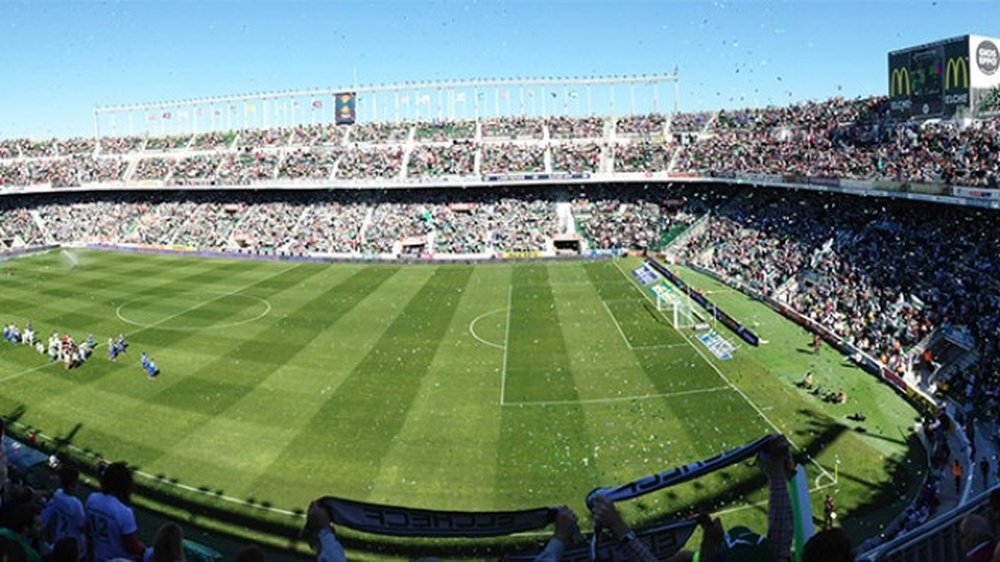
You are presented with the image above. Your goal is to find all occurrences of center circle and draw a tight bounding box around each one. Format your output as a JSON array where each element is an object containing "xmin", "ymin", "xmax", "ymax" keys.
[{"xmin": 115, "ymin": 292, "xmax": 272, "ymax": 331}]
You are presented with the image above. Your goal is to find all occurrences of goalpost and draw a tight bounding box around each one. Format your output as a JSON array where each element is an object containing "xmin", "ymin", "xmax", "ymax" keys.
[{"xmin": 656, "ymin": 287, "xmax": 696, "ymax": 330}]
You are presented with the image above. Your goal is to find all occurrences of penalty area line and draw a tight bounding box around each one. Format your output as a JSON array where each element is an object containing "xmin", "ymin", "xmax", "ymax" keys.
[
  {"xmin": 602, "ymin": 300, "xmax": 633, "ymax": 350},
  {"xmin": 612, "ymin": 259, "xmax": 838, "ymax": 487},
  {"xmin": 504, "ymin": 386, "xmax": 731, "ymax": 407}
]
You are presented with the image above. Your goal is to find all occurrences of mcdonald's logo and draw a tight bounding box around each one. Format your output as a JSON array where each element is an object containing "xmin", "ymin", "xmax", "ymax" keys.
[
  {"xmin": 945, "ymin": 56, "xmax": 969, "ymax": 90},
  {"xmin": 890, "ymin": 67, "xmax": 911, "ymax": 97}
]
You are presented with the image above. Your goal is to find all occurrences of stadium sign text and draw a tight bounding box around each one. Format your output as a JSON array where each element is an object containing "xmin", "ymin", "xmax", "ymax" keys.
[{"xmin": 978, "ymin": 40, "xmax": 999, "ymax": 75}]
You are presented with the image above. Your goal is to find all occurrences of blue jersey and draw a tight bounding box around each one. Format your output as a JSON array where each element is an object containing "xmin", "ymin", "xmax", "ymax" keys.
[
  {"xmin": 85, "ymin": 492, "xmax": 138, "ymax": 562},
  {"xmin": 42, "ymin": 488, "xmax": 86, "ymax": 557}
]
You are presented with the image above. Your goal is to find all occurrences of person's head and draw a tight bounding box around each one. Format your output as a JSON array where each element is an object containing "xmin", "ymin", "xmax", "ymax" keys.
[
  {"xmin": 959, "ymin": 514, "xmax": 993, "ymax": 552},
  {"xmin": 802, "ymin": 528, "xmax": 853, "ymax": 562},
  {"xmin": 99, "ymin": 461, "xmax": 133, "ymax": 503},
  {"xmin": 50, "ymin": 537, "xmax": 80, "ymax": 562},
  {"xmin": 235, "ymin": 544, "xmax": 264, "ymax": 562},
  {"xmin": 58, "ymin": 464, "xmax": 79, "ymax": 492},
  {"xmin": 151, "ymin": 523, "xmax": 184, "ymax": 562},
  {"xmin": 2, "ymin": 503, "xmax": 41, "ymax": 539}
]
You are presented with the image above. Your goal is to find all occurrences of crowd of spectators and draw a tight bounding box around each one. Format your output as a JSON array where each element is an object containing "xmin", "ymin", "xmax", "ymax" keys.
[
  {"xmin": 616, "ymin": 113, "xmax": 666, "ymax": 138},
  {"xmin": 191, "ymin": 131, "xmax": 236, "ymax": 151},
  {"xmin": 550, "ymin": 143, "xmax": 602, "ymax": 173},
  {"xmin": 614, "ymin": 142, "xmax": 672, "ymax": 172},
  {"xmin": 348, "ymin": 123, "xmax": 409, "ymax": 144},
  {"xmin": 414, "ymin": 120, "xmax": 476, "ymax": 141},
  {"xmin": 547, "ymin": 116, "xmax": 603, "ymax": 139},
  {"xmin": 481, "ymin": 116, "xmax": 544, "ymax": 139},
  {"xmin": 0, "ymin": 97, "xmax": 996, "ymax": 186},
  {"xmin": 335, "ymin": 147, "xmax": 403, "ymax": 180},
  {"xmin": 133, "ymin": 158, "xmax": 173, "ymax": 181},
  {"xmin": 481, "ymin": 144, "xmax": 545, "ymax": 174},
  {"xmin": 679, "ymin": 189, "xmax": 998, "ymax": 407},
  {"xmin": 278, "ymin": 149, "xmax": 341, "ymax": 181},
  {"xmin": 670, "ymin": 112, "xmax": 712, "ymax": 132},
  {"xmin": 216, "ymin": 151, "xmax": 280, "ymax": 185},
  {"xmin": 407, "ymin": 144, "xmax": 476, "ymax": 177},
  {"xmin": 145, "ymin": 135, "xmax": 191, "ymax": 152}
]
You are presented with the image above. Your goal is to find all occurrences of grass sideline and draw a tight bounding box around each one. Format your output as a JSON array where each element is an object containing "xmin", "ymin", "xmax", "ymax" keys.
[{"xmin": 0, "ymin": 250, "xmax": 924, "ymax": 556}]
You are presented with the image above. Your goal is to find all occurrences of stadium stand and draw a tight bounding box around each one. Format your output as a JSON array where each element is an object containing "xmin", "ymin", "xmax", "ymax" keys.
[{"xmin": 0, "ymin": 95, "xmax": 998, "ymax": 561}]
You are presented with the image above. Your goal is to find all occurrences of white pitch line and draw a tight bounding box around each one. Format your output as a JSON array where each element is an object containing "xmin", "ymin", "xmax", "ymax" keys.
[
  {"xmin": 467, "ymin": 308, "xmax": 506, "ymax": 350},
  {"xmin": 499, "ymin": 284, "xmax": 513, "ymax": 406},
  {"xmin": 612, "ymin": 259, "xmax": 838, "ymax": 487},
  {"xmin": 633, "ymin": 342, "xmax": 692, "ymax": 351},
  {"xmin": 0, "ymin": 262, "xmax": 300, "ymax": 386},
  {"xmin": 8, "ymin": 420, "xmax": 301, "ymax": 518},
  {"xmin": 602, "ymin": 300, "xmax": 633, "ymax": 350},
  {"xmin": 711, "ymin": 480, "xmax": 838, "ymax": 518},
  {"xmin": 505, "ymin": 386, "xmax": 731, "ymax": 407}
]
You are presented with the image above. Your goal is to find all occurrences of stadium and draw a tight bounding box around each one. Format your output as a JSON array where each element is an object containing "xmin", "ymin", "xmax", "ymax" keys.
[{"xmin": 0, "ymin": 6, "xmax": 998, "ymax": 562}]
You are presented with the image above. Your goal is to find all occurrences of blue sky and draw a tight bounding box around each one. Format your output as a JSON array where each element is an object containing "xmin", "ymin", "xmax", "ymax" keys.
[{"xmin": 0, "ymin": 0, "xmax": 997, "ymax": 139}]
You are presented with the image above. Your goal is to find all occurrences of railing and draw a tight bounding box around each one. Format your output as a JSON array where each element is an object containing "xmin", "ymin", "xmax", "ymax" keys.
[{"xmin": 858, "ymin": 485, "xmax": 999, "ymax": 562}]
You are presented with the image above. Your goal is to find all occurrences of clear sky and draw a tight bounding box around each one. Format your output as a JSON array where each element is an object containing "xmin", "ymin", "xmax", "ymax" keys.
[{"xmin": 0, "ymin": 0, "xmax": 997, "ymax": 139}]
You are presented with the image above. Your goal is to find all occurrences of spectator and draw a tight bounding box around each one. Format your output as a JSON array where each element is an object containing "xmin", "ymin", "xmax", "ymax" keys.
[
  {"xmin": 0, "ymin": 503, "xmax": 42, "ymax": 562},
  {"xmin": 235, "ymin": 544, "xmax": 265, "ymax": 562},
  {"xmin": 802, "ymin": 528, "xmax": 853, "ymax": 562},
  {"xmin": 41, "ymin": 464, "xmax": 86, "ymax": 560},
  {"xmin": 144, "ymin": 523, "xmax": 184, "ymax": 562},
  {"xmin": 960, "ymin": 514, "xmax": 995, "ymax": 562},
  {"xmin": 305, "ymin": 500, "xmax": 345, "ymax": 562},
  {"xmin": 85, "ymin": 462, "xmax": 144, "ymax": 562},
  {"xmin": 533, "ymin": 506, "xmax": 578, "ymax": 562}
]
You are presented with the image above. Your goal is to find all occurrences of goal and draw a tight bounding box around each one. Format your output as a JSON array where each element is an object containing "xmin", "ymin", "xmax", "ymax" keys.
[{"xmin": 656, "ymin": 288, "xmax": 696, "ymax": 330}]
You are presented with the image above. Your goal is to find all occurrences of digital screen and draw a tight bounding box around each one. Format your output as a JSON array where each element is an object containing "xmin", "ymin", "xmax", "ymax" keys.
[{"xmin": 910, "ymin": 48, "xmax": 943, "ymax": 97}]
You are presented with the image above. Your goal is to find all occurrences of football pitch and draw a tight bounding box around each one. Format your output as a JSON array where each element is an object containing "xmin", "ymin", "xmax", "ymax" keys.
[{"xmin": 0, "ymin": 249, "xmax": 924, "ymax": 540}]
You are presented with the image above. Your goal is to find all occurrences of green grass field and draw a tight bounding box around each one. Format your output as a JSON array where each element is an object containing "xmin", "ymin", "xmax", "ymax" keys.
[{"xmin": 0, "ymin": 249, "xmax": 925, "ymax": 546}]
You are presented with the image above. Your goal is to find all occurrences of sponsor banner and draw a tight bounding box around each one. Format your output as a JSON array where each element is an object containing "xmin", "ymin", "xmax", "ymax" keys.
[
  {"xmin": 697, "ymin": 330, "xmax": 735, "ymax": 361},
  {"xmin": 335, "ymin": 92, "xmax": 357, "ymax": 125},
  {"xmin": 808, "ymin": 176, "xmax": 841, "ymax": 187},
  {"xmin": 907, "ymin": 182, "xmax": 947, "ymax": 195},
  {"xmin": 873, "ymin": 180, "xmax": 905, "ymax": 192},
  {"xmin": 970, "ymin": 35, "xmax": 1000, "ymax": 90},
  {"xmin": 782, "ymin": 173, "xmax": 805, "ymax": 184},
  {"xmin": 666, "ymin": 171, "xmax": 701, "ymax": 179},
  {"xmin": 736, "ymin": 172, "xmax": 783, "ymax": 184},
  {"xmin": 952, "ymin": 185, "xmax": 1000, "ymax": 200},
  {"xmin": 632, "ymin": 264, "xmax": 659, "ymax": 286},
  {"xmin": 482, "ymin": 172, "xmax": 590, "ymax": 183},
  {"xmin": 839, "ymin": 179, "xmax": 875, "ymax": 191},
  {"xmin": 502, "ymin": 251, "xmax": 542, "ymax": 259}
]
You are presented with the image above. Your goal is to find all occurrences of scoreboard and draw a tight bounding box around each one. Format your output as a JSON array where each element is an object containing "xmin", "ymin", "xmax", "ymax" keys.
[{"xmin": 889, "ymin": 35, "xmax": 1000, "ymax": 119}]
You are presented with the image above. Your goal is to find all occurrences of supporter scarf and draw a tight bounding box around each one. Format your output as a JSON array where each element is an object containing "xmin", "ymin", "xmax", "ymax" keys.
[
  {"xmin": 317, "ymin": 496, "xmax": 555, "ymax": 538},
  {"xmin": 585, "ymin": 435, "xmax": 778, "ymax": 560},
  {"xmin": 585, "ymin": 434, "xmax": 777, "ymax": 507}
]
